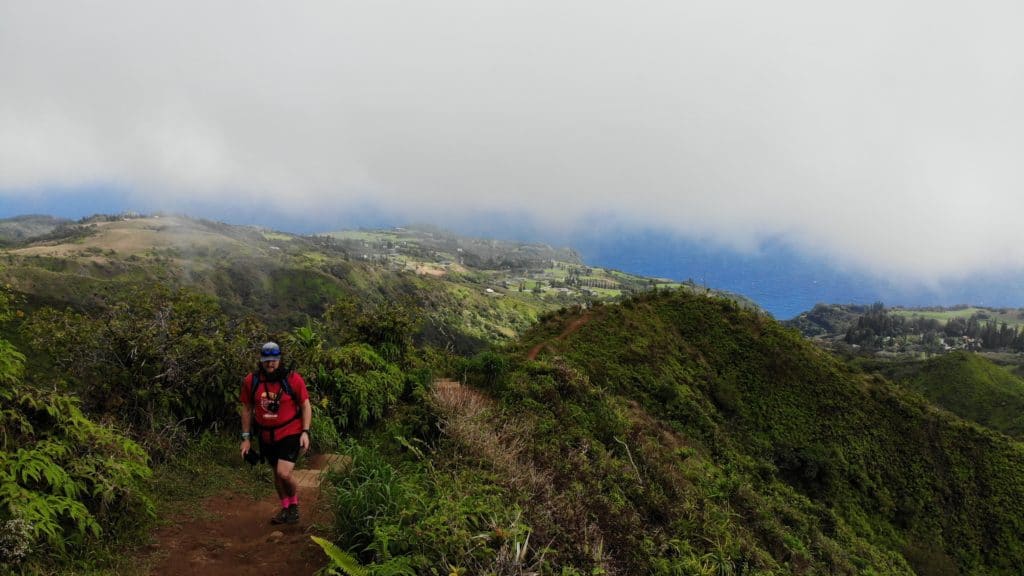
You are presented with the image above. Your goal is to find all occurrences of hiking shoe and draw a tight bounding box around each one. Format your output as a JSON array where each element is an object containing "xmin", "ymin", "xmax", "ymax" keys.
[
  {"xmin": 270, "ymin": 507, "xmax": 290, "ymax": 525},
  {"xmin": 285, "ymin": 503, "xmax": 299, "ymax": 524}
]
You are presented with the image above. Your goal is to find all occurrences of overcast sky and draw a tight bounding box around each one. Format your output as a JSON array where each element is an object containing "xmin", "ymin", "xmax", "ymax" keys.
[{"xmin": 2, "ymin": 1, "xmax": 1023, "ymax": 283}]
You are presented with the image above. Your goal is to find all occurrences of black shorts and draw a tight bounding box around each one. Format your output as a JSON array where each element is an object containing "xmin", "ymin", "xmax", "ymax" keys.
[{"xmin": 260, "ymin": 433, "xmax": 301, "ymax": 466}]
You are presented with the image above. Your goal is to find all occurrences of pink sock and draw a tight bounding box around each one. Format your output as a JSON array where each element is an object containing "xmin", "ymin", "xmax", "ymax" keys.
[
  {"xmin": 281, "ymin": 498, "xmax": 290, "ymax": 509},
  {"xmin": 289, "ymin": 495, "xmax": 299, "ymax": 506}
]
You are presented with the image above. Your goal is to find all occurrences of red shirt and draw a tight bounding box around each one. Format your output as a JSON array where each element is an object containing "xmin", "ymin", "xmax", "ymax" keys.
[{"xmin": 241, "ymin": 370, "xmax": 309, "ymax": 443}]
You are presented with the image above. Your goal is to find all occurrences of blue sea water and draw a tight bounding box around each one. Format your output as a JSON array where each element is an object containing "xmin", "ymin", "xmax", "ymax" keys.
[
  {"xmin": 437, "ymin": 217, "xmax": 900, "ymax": 319},
  {"xmin": 566, "ymin": 232, "xmax": 858, "ymax": 319},
  {"xmin": 563, "ymin": 230, "xmax": 1024, "ymax": 320}
]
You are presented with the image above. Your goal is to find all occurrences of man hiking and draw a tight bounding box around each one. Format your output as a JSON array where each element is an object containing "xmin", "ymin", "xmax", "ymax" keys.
[{"xmin": 240, "ymin": 341, "xmax": 312, "ymax": 524}]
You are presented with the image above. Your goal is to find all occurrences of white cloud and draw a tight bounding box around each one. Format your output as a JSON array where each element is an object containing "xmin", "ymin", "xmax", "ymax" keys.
[{"xmin": 2, "ymin": 1, "xmax": 1023, "ymax": 281}]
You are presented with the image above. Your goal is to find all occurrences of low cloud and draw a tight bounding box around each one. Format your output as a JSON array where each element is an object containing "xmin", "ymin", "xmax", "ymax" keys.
[{"xmin": 3, "ymin": 1, "xmax": 1023, "ymax": 282}]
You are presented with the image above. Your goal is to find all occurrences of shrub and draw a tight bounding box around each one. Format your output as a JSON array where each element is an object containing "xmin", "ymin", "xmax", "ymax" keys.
[{"xmin": 318, "ymin": 344, "xmax": 407, "ymax": 430}]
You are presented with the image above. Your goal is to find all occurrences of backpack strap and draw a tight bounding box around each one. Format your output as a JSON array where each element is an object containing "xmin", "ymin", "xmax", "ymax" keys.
[{"xmin": 280, "ymin": 369, "xmax": 301, "ymax": 407}]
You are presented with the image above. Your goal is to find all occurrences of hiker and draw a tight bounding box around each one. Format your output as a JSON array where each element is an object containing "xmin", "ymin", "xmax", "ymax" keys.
[{"xmin": 240, "ymin": 341, "xmax": 313, "ymax": 524}]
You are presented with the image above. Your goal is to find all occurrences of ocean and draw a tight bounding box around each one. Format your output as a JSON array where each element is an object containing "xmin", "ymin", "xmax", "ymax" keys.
[{"xmin": 565, "ymin": 230, "xmax": 1024, "ymax": 320}]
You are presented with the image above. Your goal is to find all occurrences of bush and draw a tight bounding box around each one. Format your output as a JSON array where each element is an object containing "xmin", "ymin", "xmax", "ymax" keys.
[
  {"xmin": 311, "ymin": 402, "xmax": 342, "ymax": 453},
  {"xmin": 317, "ymin": 343, "xmax": 407, "ymax": 430},
  {"xmin": 21, "ymin": 286, "xmax": 262, "ymax": 454}
]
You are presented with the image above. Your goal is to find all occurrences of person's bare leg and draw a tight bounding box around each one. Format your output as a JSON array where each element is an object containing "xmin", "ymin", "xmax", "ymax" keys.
[{"xmin": 275, "ymin": 459, "xmax": 298, "ymax": 498}]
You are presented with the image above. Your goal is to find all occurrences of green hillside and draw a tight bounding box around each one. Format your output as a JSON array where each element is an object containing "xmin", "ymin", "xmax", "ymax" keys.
[
  {"xmin": 0, "ymin": 214, "xmax": 72, "ymax": 244},
  {"xmin": 0, "ymin": 214, "xmax": 722, "ymax": 350},
  {"xmin": 0, "ymin": 215, "xmax": 558, "ymax": 350},
  {"xmin": 482, "ymin": 291, "xmax": 1024, "ymax": 574},
  {"xmin": 902, "ymin": 351, "xmax": 1024, "ymax": 438}
]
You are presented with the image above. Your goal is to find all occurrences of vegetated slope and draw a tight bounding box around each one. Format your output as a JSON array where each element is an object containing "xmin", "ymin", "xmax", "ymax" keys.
[
  {"xmin": 502, "ymin": 291, "xmax": 1024, "ymax": 575},
  {"xmin": 0, "ymin": 215, "xmax": 560, "ymax": 349},
  {"xmin": 784, "ymin": 303, "xmax": 871, "ymax": 339},
  {"xmin": 903, "ymin": 351, "xmax": 1024, "ymax": 439}
]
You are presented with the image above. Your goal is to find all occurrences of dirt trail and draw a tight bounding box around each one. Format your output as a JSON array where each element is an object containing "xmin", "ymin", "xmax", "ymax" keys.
[
  {"xmin": 142, "ymin": 453, "xmax": 347, "ymax": 576},
  {"xmin": 526, "ymin": 311, "xmax": 593, "ymax": 360}
]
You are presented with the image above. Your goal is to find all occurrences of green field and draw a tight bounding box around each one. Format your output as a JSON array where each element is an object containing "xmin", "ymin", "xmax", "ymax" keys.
[{"xmin": 893, "ymin": 307, "xmax": 1024, "ymax": 328}]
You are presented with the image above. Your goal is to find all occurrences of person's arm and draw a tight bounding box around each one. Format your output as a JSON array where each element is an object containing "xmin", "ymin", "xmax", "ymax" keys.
[
  {"xmin": 240, "ymin": 402, "xmax": 253, "ymax": 457},
  {"xmin": 299, "ymin": 399, "xmax": 312, "ymax": 453}
]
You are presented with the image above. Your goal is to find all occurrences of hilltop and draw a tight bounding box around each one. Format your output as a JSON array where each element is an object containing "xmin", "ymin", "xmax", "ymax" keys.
[{"xmin": 853, "ymin": 351, "xmax": 1024, "ymax": 440}]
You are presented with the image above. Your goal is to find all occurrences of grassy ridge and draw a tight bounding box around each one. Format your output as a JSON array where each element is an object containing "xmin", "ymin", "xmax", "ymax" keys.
[
  {"xmin": 510, "ymin": 291, "xmax": 1024, "ymax": 574},
  {"xmin": 904, "ymin": 351, "xmax": 1024, "ymax": 438}
]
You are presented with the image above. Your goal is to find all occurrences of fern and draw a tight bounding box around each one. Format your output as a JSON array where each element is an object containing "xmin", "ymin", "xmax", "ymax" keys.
[
  {"xmin": 311, "ymin": 536, "xmax": 417, "ymax": 576},
  {"xmin": 311, "ymin": 535, "xmax": 369, "ymax": 576}
]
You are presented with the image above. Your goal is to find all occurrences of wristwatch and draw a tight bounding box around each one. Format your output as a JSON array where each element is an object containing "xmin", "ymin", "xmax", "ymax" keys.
[
  {"xmin": 301, "ymin": 429, "xmax": 310, "ymax": 436},
  {"xmin": 241, "ymin": 432, "xmax": 251, "ymax": 440}
]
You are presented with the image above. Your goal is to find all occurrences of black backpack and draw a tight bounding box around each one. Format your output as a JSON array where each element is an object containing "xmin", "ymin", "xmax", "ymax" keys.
[{"xmin": 249, "ymin": 367, "xmax": 302, "ymax": 442}]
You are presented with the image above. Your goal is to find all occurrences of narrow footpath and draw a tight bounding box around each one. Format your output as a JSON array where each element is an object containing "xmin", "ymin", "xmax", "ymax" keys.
[
  {"xmin": 527, "ymin": 311, "xmax": 593, "ymax": 360},
  {"xmin": 142, "ymin": 454, "xmax": 346, "ymax": 576}
]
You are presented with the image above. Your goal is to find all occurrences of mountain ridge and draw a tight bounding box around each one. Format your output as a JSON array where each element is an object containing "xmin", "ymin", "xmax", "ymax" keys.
[{"xmin": 488, "ymin": 290, "xmax": 1024, "ymax": 574}]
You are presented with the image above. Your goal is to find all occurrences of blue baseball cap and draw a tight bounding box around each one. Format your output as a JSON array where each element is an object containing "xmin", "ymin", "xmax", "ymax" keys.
[{"xmin": 260, "ymin": 341, "xmax": 282, "ymax": 362}]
